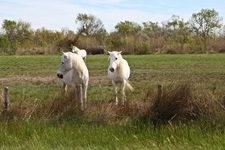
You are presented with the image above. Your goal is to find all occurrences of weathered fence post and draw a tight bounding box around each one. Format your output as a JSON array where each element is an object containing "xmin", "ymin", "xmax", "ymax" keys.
[
  {"xmin": 76, "ymin": 84, "xmax": 83, "ymax": 111},
  {"xmin": 152, "ymin": 85, "xmax": 164, "ymax": 128},
  {"xmin": 157, "ymin": 85, "xmax": 163, "ymax": 101},
  {"xmin": 4, "ymin": 86, "xmax": 10, "ymax": 111}
]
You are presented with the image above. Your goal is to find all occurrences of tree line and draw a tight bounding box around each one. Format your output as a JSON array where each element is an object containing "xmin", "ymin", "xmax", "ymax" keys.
[{"xmin": 0, "ymin": 8, "xmax": 224, "ymax": 55}]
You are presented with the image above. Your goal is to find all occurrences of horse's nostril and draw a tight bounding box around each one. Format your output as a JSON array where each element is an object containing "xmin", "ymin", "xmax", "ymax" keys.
[
  {"xmin": 57, "ymin": 73, "xmax": 63, "ymax": 79},
  {"xmin": 110, "ymin": 68, "xmax": 114, "ymax": 72}
]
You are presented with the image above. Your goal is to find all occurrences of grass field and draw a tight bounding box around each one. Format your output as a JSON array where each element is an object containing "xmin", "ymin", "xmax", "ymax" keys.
[{"xmin": 0, "ymin": 54, "xmax": 225, "ymax": 149}]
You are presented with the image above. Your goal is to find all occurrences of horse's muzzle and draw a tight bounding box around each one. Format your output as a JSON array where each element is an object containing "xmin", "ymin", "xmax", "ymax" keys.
[
  {"xmin": 57, "ymin": 73, "xmax": 63, "ymax": 79},
  {"xmin": 109, "ymin": 67, "xmax": 114, "ymax": 72}
]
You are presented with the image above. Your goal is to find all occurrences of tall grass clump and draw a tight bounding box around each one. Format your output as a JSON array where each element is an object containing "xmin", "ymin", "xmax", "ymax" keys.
[{"xmin": 148, "ymin": 83, "xmax": 225, "ymax": 127}]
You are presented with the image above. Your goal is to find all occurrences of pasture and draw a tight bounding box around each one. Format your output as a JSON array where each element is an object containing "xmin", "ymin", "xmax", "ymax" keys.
[{"xmin": 0, "ymin": 54, "xmax": 225, "ymax": 149}]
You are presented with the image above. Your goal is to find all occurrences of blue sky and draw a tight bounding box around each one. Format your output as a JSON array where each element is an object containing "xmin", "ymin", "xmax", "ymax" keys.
[{"xmin": 0, "ymin": 0, "xmax": 225, "ymax": 32}]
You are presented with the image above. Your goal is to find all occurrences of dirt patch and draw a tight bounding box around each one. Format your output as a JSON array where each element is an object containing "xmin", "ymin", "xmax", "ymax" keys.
[
  {"xmin": 0, "ymin": 75, "xmax": 109, "ymax": 85},
  {"xmin": 0, "ymin": 76, "xmax": 59, "ymax": 84}
]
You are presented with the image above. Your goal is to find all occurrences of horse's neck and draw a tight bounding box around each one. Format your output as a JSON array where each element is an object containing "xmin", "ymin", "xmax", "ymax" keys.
[
  {"xmin": 63, "ymin": 69, "xmax": 72, "ymax": 76},
  {"xmin": 76, "ymin": 48, "xmax": 81, "ymax": 52},
  {"xmin": 62, "ymin": 70, "xmax": 69, "ymax": 76}
]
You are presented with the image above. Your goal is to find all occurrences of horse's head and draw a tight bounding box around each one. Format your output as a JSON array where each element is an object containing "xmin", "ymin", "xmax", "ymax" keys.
[
  {"xmin": 72, "ymin": 46, "xmax": 76, "ymax": 53},
  {"xmin": 57, "ymin": 52, "xmax": 73, "ymax": 79},
  {"xmin": 108, "ymin": 51, "xmax": 122, "ymax": 73},
  {"xmin": 72, "ymin": 46, "xmax": 79, "ymax": 53}
]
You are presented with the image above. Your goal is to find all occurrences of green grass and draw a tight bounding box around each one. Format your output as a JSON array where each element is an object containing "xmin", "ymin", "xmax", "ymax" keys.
[
  {"xmin": 1, "ymin": 54, "xmax": 225, "ymax": 102},
  {"xmin": 1, "ymin": 54, "xmax": 225, "ymax": 149},
  {"xmin": 0, "ymin": 119, "xmax": 224, "ymax": 149}
]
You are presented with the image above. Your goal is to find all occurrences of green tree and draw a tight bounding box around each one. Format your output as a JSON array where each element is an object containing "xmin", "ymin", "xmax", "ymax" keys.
[
  {"xmin": 2, "ymin": 19, "xmax": 17, "ymax": 44},
  {"xmin": 189, "ymin": 9, "xmax": 223, "ymax": 50},
  {"xmin": 115, "ymin": 21, "xmax": 142, "ymax": 36},
  {"xmin": 165, "ymin": 15, "xmax": 190, "ymax": 52},
  {"xmin": 2, "ymin": 19, "xmax": 33, "ymax": 53},
  {"xmin": 75, "ymin": 13, "xmax": 106, "ymax": 36},
  {"xmin": 114, "ymin": 21, "xmax": 142, "ymax": 53},
  {"xmin": 142, "ymin": 21, "xmax": 161, "ymax": 38},
  {"xmin": 0, "ymin": 36, "xmax": 10, "ymax": 53},
  {"xmin": 107, "ymin": 32, "xmax": 126, "ymax": 50},
  {"xmin": 15, "ymin": 20, "xmax": 33, "ymax": 48},
  {"xmin": 34, "ymin": 28, "xmax": 63, "ymax": 48}
]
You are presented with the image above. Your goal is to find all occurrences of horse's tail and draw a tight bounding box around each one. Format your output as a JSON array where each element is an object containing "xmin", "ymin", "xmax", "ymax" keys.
[{"xmin": 125, "ymin": 80, "xmax": 134, "ymax": 91}]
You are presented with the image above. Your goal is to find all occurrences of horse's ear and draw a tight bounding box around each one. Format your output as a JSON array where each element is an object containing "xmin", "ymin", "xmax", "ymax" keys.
[
  {"xmin": 107, "ymin": 51, "xmax": 111, "ymax": 61},
  {"xmin": 61, "ymin": 52, "xmax": 68, "ymax": 59},
  {"xmin": 118, "ymin": 51, "xmax": 122, "ymax": 55}
]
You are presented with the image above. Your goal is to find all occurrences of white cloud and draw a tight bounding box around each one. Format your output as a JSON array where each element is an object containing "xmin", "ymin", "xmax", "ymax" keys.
[
  {"xmin": 0, "ymin": 1, "xmax": 170, "ymax": 32},
  {"xmin": 95, "ymin": 0, "xmax": 121, "ymax": 4}
]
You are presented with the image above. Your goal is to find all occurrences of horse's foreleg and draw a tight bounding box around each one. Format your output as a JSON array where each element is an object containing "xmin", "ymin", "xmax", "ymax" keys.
[
  {"xmin": 112, "ymin": 81, "xmax": 118, "ymax": 105},
  {"xmin": 122, "ymin": 81, "xmax": 126, "ymax": 105},
  {"xmin": 82, "ymin": 83, "xmax": 88, "ymax": 109},
  {"xmin": 62, "ymin": 83, "xmax": 67, "ymax": 100}
]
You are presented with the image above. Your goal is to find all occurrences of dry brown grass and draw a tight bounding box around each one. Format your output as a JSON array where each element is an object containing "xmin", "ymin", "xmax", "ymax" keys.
[
  {"xmin": 1, "ymin": 83, "xmax": 225, "ymax": 126},
  {"xmin": 150, "ymin": 84, "xmax": 225, "ymax": 127}
]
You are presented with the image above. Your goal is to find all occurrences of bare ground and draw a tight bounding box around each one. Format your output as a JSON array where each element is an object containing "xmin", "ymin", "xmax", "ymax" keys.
[
  {"xmin": 0, "ymin": 75, "xmax": 109, "ymax": 85},
  {"xmin": 0, "ymin": 76, "xmax": 59, "ymax": 84}
]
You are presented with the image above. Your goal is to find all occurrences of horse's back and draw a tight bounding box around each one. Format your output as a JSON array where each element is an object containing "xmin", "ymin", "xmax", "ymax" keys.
[{"xmin": 80, "ymin": 49, "xmax": 87, "ymax": 58}]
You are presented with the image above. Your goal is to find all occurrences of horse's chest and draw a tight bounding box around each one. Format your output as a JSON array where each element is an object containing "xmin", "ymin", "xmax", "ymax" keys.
[{"xmin": 109, "ymin": 72, "xmax": 123, "ymax": 82}]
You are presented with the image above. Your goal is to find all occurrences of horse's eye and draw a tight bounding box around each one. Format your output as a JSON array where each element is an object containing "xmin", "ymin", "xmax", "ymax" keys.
[
  {"xmin": 115, "ymin": 58, "xmax": 118, "ymax": 60},
  {"xmin": 61, "ymin": 62, "xmax": 64, "ymax": 64}
]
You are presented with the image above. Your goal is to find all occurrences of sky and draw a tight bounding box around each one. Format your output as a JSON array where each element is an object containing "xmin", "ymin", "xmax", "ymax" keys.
[{"xmin": 0, "ymin": 0, "xmax": 225, "ymax": 33}]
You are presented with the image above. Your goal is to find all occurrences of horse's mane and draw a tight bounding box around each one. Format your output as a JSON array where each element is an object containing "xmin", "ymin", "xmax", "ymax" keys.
[
  {"xmin": 116, "ymin": 54, "xmax": 125, "ymax": 77},
  {"xmin": 68, "ymin": 52, "xmax": 85, "ymax": 75}
]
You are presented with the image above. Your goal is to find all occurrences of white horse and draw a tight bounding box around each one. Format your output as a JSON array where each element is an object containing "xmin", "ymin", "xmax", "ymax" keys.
[
  {"xmin": 72, "ymin": 46, "xmax": 87, "ymax": 62},
  {"xmin": 57, "ymin": 52, "xmax": 89, "ymax": 108},
  {"xmin": 108, "ymin": 51, "xmax": 134, "ymax": 105}
]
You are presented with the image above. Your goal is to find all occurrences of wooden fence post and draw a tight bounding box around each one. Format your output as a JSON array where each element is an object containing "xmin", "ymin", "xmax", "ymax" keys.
[
  {"xmin": 157, "ymin": 85, "xmax": 163, "ymax": 101},
  {"xmin": 76, "ymin": 84, "xmax": 83, "ymax": 111},
  {"xmin": 4, "ymin": 86, "xmax": 10, "ymax": 111}
]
